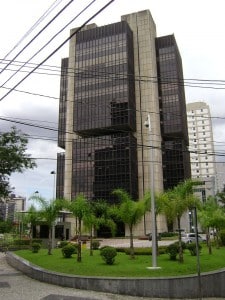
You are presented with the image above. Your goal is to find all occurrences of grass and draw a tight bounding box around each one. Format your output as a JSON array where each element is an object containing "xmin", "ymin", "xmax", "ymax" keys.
[{"xmin": 14, "ymin": 244, "xmax": 225, "ymax": 278}]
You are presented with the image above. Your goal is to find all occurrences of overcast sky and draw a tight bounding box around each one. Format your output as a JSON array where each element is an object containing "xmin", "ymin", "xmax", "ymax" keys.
[{"xmin": 0, "ymin": 0, "xmax": 225, "ymax": 205}]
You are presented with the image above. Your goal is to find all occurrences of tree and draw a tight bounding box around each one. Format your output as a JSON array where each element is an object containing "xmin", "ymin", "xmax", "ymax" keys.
[
  {"xmin": 63, "ymin": 194, "xmax": 89, "ymax": 262},
  {"xmin": 0, "ymin": 127, "xmax": 36, "ymax": 197},
  {"xmin": 0, "ymin": 219, "xmax": 13, "ymax": 233},
  {"xmin": 217, "ymin": 190, "xmax": 225, "ymax": 208},
  {"xmin": 23, "ymin": 205, "xmax": 42, "ymax": 241},
  {"xmin": 162, "ymin": 180, "xmax": 201, "ymax": 263},
  {"xmin": 143, "ymin": 190, "xmax": 168, "ymax": 254},
  {"xmin": 198, "ymin": 196, "xmax": 218, "ymax": 254},
  {"xmin": 91, "ymin": 199, "xmax": 116, "ymax": 237},
  {"xmin": 112, "ymin": 188, "xmax": 147, "ymax": 259},
  {"xmin": 83, "ymin": 199, "xmax": 116, "ymax": 256},
  {"xmin": 29, "ymin": 195, "xmax": 63, "ymax": 255}
]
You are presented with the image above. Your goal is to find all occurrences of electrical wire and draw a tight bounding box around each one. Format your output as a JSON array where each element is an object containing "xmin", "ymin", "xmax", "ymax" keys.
[
  {"xmin": 0, "ymin": 0, "xmax": 64, "ymax": 62},
  {"xmin": 1, "ymin": 57, "xmax": 225, "ymax": 88},
  {"xmin": 0, "ymin": 0, "xmax": 116, "ymax": 102},
  {"xmin": 1, "ymin": 0, "xmax": 97, "ymax": 88},
  {"xmin": 0, "ymin": 0, "xmax": 75, "ymax": 84},
  {"xmin": 1, "ymin": 115, "xmax": 225, "ymax": 163}
]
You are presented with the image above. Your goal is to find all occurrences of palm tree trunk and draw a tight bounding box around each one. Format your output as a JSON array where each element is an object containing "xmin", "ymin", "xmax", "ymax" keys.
[
  {"xmin": 77, "ymin": 219, "xmax": 82, "ymax": 262},
  {"xmin": 48, "ymin": 226, "xmax": 52, "ymax": 255},
  {"xmin": 130, "ymin": 226, "xmax": 135, "ymax": 259},
  {"xmin": 89, "ymin": 226, "xmax": 93, "ymax": 256},
  {"xmin": 177, "ymin": 216, "xmax": 183, "ymax": 263},
  {"xmin": 206, "ymin": 227, "xmax": 212, "ymax": 254}
]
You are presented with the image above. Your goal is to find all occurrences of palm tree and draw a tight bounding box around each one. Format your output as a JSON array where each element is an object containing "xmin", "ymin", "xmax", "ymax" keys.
[
  {"xmin": 112, "ymin": 188, "xmax": 147, "ymax": 259},
  {"xmin": 64, "ymin": 194, "xmax": 89, "ymax": 262},
  {"xmin": 23, "ymin": 204, "xmax": 41, "ymax": 242},
  {"xmin": 163, "ymin": 179, "xmax": 201, "ymax": 263},
  {"xmin": 84, "ymin": 199, "xmax": 116, "ymax": 256},
  {"xmin": 143, "ymin": 190, "xmax": 168, "ymax": 254},
  {"xmin": 29, "ymin": 195, "xmax": 63, "ymax": 255},
  {"xmin": 198, "ymin": 196, "xmax": 219, "ymax": 254}
]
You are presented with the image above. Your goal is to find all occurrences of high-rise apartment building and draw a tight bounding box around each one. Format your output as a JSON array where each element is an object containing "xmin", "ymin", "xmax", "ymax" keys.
[
  {"xmin": 0, "ymin": 194, "xmax": 25, "ymax": 221},
  {"xmin": 187, "ymin": 101, "xmax": 216, "ymax": 199},
  {"xmin": 57, "ymin": 10, "xmax": 190, "ymax": 236}
]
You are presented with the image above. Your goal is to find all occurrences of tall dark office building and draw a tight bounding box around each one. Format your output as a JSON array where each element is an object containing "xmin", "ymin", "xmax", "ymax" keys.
[
  {"xmin": 57, "ymin": 10, "xmax": 191, "ymax": 236},
  {"xmin": 156, "ymin": 35, "xmax": 191, "ymax": 190}
]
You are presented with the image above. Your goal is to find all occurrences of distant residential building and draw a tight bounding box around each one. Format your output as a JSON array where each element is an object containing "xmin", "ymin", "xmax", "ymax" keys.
[
  {"xmin": 216, "ymin": 162, "xmax": 225, "ymax": 192},
  {"xmin": 0, "ymin": 194, "xmax": 25, "ymax": 221},
  {"xmin": 187, "ymin": 101, "xmax": 216, "ymax": 200}
]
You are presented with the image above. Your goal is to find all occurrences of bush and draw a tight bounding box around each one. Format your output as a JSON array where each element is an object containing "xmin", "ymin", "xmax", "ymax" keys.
[
  {"xmin": 32, "ymin": 239, "xmax": 42, "ymax": 245},
  {"xmin": 58, "ymin": 241, "xmax": 69, "ymax": 248},
  {"xmin": 100, "ymin": 246, "xmax": 117, "ymax": 265},
  {"xmin": 160, "ymin": 232, "xmax": 178, "ymax": 238},
  {"xmin": 219, "ymin": 229, "xmax": 225, "ymax": 246},
  {"xmin": 166, "ymin": 243, "xmax": 179, "ymax": 260},
  {"xmin": 13, "ymin": 239, "xmax": 30, "ymax": 246},
  {"xmin": 31, "ymin": 242, "xmax": 41, "ymax": 253},
  {"xmin": 92, "ymin": 240, "xmax": 100, "ymax": 250},
  {"xmin": 174, "ymin": 240, "xmax": 187, "ymax": 250},
  {"xmin": 186, "ymin": 242, "xmax": 202, "ymax": 256},
  {"xmin": 62, "ymin": 243, "xmax": 77, "ymax": 258}
]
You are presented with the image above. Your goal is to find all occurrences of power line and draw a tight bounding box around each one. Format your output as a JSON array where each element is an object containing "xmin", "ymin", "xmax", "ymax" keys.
[
  {"xmin": 1, "ymin": 0, "xmax": 97, "ymax": 88},
  {"xmin": 1, "ymin": 57, "xmax": 225, "ymax": 87},
  {"xmin": 0, "ymin": 0, "xmax": 75, "ymax": 84},
  {"xmin": 1, "ymin": 115, "xmax": 225, "ymax": 162},
  {"xmin": 0, "ymin": 0, "xmax": 116, "ymax": 102},
  {"xmin": 0, "ymin": 0, "xmax": 64, "ymax": 62},
  {"xmin": 1, "ymin": 111, "xmax": 225, "ymax": 148}
]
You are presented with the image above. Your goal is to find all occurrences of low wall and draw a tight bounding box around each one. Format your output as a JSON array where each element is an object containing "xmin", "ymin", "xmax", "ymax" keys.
[{"xmin": 6, "ymin": 252, "xmax": 225, "ymax": 298}]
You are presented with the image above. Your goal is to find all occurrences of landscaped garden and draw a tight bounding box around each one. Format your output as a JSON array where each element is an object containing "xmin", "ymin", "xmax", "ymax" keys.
[{"xmin": 14, "ymin": 242, "xmax": 225, "ymax": 278}]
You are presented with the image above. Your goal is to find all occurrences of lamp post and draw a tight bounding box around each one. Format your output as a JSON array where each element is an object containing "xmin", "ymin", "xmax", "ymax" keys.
[
  {"xmin": 50, "ymin": 171, "xmax": 56, "ymax": 200},
  {"xmin": 145, "ymin": 114, "xmax": 158, "ymax": 269}
]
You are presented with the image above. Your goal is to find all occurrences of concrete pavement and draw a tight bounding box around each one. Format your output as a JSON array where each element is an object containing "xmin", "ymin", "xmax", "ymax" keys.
[{"xmin": 0, "ymin": 252, "xmax": 148, "ymax": 300}]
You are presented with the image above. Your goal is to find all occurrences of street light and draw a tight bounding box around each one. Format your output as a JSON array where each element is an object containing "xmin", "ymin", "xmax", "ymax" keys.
[
  {"xmin": 50, "ymin": 171, "xmax": 56, "ymax": 200},
  {"xmin": 145, "ymin": 114, "xmax": 159, "ymax": 269}
]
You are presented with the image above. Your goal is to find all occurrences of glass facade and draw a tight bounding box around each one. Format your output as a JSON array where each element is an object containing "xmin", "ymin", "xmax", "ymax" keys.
[
  {"xmin": 156, "ymin": 35, "xmax": 191, "ymax": 190},
  {"xmin": 70, "ymin": 21, "xmax": 138, "ymax": 204},
  {"xmin": 58, "ymin": 58, "xmax": 68, "ymax": 149},
  {"xmin": 73, "ymin": 21, "xmax": 136, "ymax": 136},
  {"xmin": 56, "ymin": 152, "xmax": 65, "ymax": 199},
  {"xmin": 72, "ymin": 133, "xmax": 138, "ymax": 203}
]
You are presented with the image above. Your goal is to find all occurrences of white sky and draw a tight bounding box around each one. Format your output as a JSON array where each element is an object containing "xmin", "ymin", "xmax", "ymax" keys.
[{"xmin": 0, "ymin": 0, "xmax": 225, "ymax": 204}]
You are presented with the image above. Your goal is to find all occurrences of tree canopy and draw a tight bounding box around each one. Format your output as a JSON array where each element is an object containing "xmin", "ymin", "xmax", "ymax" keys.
[{"xmin": 0, "ymin": 127, "xmax": 36, "ymax": 197}]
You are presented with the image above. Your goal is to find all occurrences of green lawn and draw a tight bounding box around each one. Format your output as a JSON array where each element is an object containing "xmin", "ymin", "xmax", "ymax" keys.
[{"xmin": 14, "ymin": 244, "xmax": 225, "ymax": 278}]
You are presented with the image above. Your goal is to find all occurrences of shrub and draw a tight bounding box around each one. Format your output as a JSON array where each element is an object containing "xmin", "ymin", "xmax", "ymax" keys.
[
  {"xmin": 124, "ymin": 248, "xmax": 151, "ymax": 256},
  {"xmin": 58, "ymin": 241, "xmax": 69, "ymax": 248},
  {"xmin": 186, "ymin": 242, "xmax": 202, "ymax": 256},
  {"xmin": 62, "ymin": 243, "xmax": 77, "ymax": 258},
  {"xmin": 32, "ymin": 239, "xmax": 42, "ymax": 245},
  {"xmin": 31, "ymin": 242, "xmax": 41, "ymax": 253},
  {"xmin": 100, "ymin": 246, "xmax": 117, "ymax": 265},
  {"xmin": 13, "ymin": 239, "xmax": 30, "ymax": 246},
  {"xmin": 92, "ymin": 240, "xmax": 100, "ymax": 250},
  {"xmin": 174, "ymin": 240, "xmax": 187, "ymax": 250},
  {"xmin": 166, "ymin": 243, "xmax": 179, "ymax": 260},
  {"xmin": 219, "ymin": 229, "xmax": 225, "ymax": 246},
  {"xmin": 160, "ymin": 232, "xmax": 178, "ymax": 238}
]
